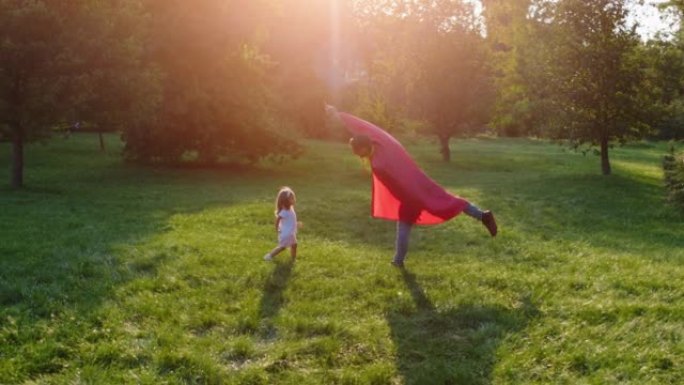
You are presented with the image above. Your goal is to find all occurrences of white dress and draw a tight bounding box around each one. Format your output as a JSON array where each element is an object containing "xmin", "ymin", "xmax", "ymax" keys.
[{"xmin": 278, "ymin": 208, "xmax": 297, "ymax": 247}]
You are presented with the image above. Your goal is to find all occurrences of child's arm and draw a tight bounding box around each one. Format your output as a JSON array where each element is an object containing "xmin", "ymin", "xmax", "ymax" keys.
[{"xmin": 275, "ymin": 216, "xmax": 281, "ymax": 232}]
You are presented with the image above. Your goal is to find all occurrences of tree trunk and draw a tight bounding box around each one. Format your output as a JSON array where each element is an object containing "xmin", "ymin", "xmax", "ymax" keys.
[
  {"xmin": 11, "ymin": 127, "xmax": 24, "ymax": 189},
  {"xmin": 99, "ymin": 131, "xmax": 105, "ymax": 152},
  {"xmin": 439, "ymin": 135, "xmax": 451, "ymax": 162},
  {"xmin": 600, "ymin": 136, "xmax": 611, "ymax": 176}
]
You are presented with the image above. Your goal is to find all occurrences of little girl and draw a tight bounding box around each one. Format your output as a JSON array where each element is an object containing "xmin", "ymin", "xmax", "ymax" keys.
[{"xmin": 264, "ymin": 187, "xmax": 298, "ymax": 261}]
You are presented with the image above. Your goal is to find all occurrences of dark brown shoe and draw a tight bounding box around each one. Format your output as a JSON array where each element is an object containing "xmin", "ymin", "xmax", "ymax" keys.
[{"xmin": 482, "ymin": 211, "xmax": 497, "ymax": 237}]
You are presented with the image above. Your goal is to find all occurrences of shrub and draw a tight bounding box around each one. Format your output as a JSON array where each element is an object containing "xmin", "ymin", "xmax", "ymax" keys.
[{"xmin": 663, "ymin": 145, "xmax": 684, "ymax": 208}]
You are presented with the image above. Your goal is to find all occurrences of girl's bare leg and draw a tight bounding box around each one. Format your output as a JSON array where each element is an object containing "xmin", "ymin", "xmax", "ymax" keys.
[
  {"xmin": 290, "ymin": 244, "xmax": 297, "ymax": 259},
  {"xmin": 264, "ymin": 246, "xmax": 286, "ymax": 261}
]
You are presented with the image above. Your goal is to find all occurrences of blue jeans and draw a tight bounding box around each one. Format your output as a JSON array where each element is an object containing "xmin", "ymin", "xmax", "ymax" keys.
[
  {"xmin": 464, "ymin": 202, "xmax": 484, "ymax": 220},
  {"xmin": 393, "ymin": 221, "xmax": 413, "ymax": 264},
  {"xmin": 392, "ymin": 203, "xmax": 483, "ymax": 264}
]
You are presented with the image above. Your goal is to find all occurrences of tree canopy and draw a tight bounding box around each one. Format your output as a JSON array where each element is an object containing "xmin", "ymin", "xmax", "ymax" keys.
[
  {"xmin": 2, "ymin": 0, "xmax": 683, "ymax": 186},
  {"xmin": 0, "ymin": 0, "xmax": 150, "ymax": 187}
]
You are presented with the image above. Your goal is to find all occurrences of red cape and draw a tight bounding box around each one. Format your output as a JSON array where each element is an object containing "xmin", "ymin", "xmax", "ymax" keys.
[{"xmin": 339, "ymin": 112, "xmax": 468, "ymax": 225}]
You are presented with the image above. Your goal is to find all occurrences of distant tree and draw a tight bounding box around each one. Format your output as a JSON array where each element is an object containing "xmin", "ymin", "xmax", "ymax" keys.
[
  {"xmin": 0, "ymin": 0, "xmax": 150, "ymax": 188},
  {"xmin": 412, "ymin": 28, "xmax": 494, "ymax": 161},
  {"xmin": 124, "ymin": 0, "xmax": 301, "ymax": 165},
  {"xmin": 350, "ymin": 0, "xmax": 494, "ymax": 161},
  {"xmin": 640, "ymin": 40, "xmax": 684, "ymax": 139},
  {"xmin": 0, "ymin": 2, "xmax": 58, "ymax": 188},
  {"xmin": 347, "ymin": 3, "xmax": 416, "ymax": 134},
  {"xmin": 647, "ymin": 1, "xmax": 684, "ymax": 139},
  {"xmin": 483, "ymin": 0, "xmax": 544, "ymax": 137},
  {"xmin": 407, "ymin": 2, "xmax": 493, "ymax": 162},
  {"xmin": 663, "ymin": 145, "xmax": 684, "ymax": 207},
  {"xmin": 538, "ymin": 0, "xmax": 655, "ymax": 175},
  {"xmin": 262, "ymin": 0, "xmax": 351, "ymax": 139}
]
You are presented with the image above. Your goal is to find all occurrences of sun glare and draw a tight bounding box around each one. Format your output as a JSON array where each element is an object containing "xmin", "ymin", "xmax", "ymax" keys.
[
  {"xmin": 629, "ymin": 0, "xmax": 679, "ymax": 40},
  {"xmin": 329, "ymin": 0, "xmax": 342, "ymax": 103}
]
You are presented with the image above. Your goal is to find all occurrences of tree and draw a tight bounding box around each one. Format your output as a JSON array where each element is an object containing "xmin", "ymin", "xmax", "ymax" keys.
[
  {"xmin": 407, "ymin": 2, "xmax": 493, "ymax": 161},
  {"xmin": 123, "ymin": 0, "xmax": 301, "ymax": 164},
  {"xmin": 646, "ymin": 0, "xmax": 684, "ymax": 139},
  {"xmin": 640, "ymin": 40, "xmax": 684, "ymax": 139},
  {"xmin": 0, "ymin": 1, "xmax": 58, "ymax": 188},
  {"xmin": 262, "ymin": 0, "xmax": 353, "ymax": 139},
  {"xmin": 412, "ymin": 28, "xmax": 494, "ymax": 161},
  {"xmin": 350, "ymin": 0, "xmax": 494, "ymax": 161},
  {"xmin": 0, "ymin": 0, "xmax": 152, "ymax": 188},
  {"xmin": 539, "ymin": 0, "xmax": 654, "ymax": 175},
  {"xmin": 483, "ymin": 0, "xmax": 543, "ymax": 137}
]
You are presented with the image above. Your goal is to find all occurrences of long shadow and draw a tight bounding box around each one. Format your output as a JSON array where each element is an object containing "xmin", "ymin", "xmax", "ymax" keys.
[
  {"xmin": 258, "ymin": 259, "xmax": 295, "ymax": 339},
  {"xmin": 411, "ymin": 142, "xmax": 684, "ymax": 256},
  {"xmin": 479, "ymin": 171, "xmax": 684, "ymax": 255},
  {"xmin": 0, "ymin": 136, "xmax": 280, "ymax": 381},
  {"xmin": 303, "ymin": 166, "xmax": 684, "ymax": 260},
  {"xmin": 387, "ymin": 268, "xmax": 538, "ymax": 385},
  {"xmin": 0, "ymin": 186, "xmax": 245, "ymax": 376}
]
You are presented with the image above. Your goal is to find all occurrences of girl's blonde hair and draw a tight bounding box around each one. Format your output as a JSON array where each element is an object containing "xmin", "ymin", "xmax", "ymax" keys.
[{"xmin": 275, "ymin": 187, "xmax": 295, "ymax": 215}]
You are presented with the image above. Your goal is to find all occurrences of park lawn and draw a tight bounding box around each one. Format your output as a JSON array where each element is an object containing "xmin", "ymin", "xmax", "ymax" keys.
[{"xmin": 0, "ymin": 134, "xmax": 682, "ymax": 384}]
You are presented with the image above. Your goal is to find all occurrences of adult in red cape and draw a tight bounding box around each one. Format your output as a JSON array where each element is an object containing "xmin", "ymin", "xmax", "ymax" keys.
[{"xmin": 326, "ymin": 106, "xmax": 497, "ymax": 268}]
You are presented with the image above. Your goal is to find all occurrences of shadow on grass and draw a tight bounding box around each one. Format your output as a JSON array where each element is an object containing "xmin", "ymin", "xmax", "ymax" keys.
[
  {"xmin": 481, "ymin": 171, "xmax": 684, "ymax": 256},
  {"xmin": 388, "ymin": 268, "xmax": 538, "ymax": 385},
  {"xmin": 301, "ymin": 153, "xmax": 684, "ymax": 264},
  {"xmin": 0, "ymin": 180, "xmax": 250, "ymax": 382},
  {"xmin": 258, "ymin": 259, "xmax": 295, "ymax": 338}
]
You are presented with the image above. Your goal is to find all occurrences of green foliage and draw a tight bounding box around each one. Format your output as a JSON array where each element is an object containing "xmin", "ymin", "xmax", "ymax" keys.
[
  {"xmin": 349, "ymin": 0, "xmax": 494, "ymax": 161},
  {"xmin": 530, "ymin": 0, "xmax": 657, "ymax": 174},
  {"xmin": 350, "ymin": 85, "xmax": 402, "ymax": 134},
  {"xmin": 0, "ymin": 0, "xmax": 62, "ymax": 139},
  {"xmin": 483, "ymin": 0, "xmax": 546, "ymax": 137},
  {"xmin": 344, "ymin": 2, "xmax": 422, "ymax": 134},
  {"xmin": 0, "ymin": 0, "xmax": 153, "ymax": 187},
  {"xmin": 663, "ymin": 145, "xmax": 684, "ymax": 207},
  {"xmin": 123, "ymin": 1, "xmax": 302, "ymax": 165},
  {"xmin": 59, "ymin": 1, "xmax": 159, "ymax": 132},
  {"xmin": 1, "ymin": 134, "xmax": 682, "ymax": 384},
  {"xmin": 640, "ymin": 25, "xmax": 684, "ymax": 139},
  {"xmin": 263, "ymin": 0, "xmax": 345, "ymax": 139},
  {"xmin": 410, "ymin": 24, "xmax": 494, "ymax": 139}
]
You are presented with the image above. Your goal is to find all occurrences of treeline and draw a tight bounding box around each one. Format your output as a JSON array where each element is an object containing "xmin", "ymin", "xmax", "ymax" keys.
[{"xmin": 2, "ymin": 0, "xmax": 684, "ymax": 187}]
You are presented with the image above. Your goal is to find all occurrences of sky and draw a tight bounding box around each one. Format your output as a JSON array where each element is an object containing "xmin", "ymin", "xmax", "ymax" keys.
[
  {"xmin": 466, "ymin": 0, "xmax": 680, "ymax": 40},
  {"xmin": 630, "ymin": 0, "xmax": 679, "ymax": 40}
]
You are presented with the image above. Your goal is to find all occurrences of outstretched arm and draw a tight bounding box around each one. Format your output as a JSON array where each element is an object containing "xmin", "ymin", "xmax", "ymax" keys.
[
  {"xmin": 324, "ymin": 103, "xmax": 338, "ymax": 118},
  {"xmin": 325, "ymin": 104, "xmax": 344, "ymax": 127}
]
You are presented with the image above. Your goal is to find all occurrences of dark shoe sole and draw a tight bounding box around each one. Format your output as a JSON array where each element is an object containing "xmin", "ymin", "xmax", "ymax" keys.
[{"xmin": 482, "ymin": 211, "xmax": 498, "ymax": 237}]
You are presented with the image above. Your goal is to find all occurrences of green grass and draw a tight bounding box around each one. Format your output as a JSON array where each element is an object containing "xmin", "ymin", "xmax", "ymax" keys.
[{"xmin": 0, "ymin": 134, "xmax": 682, "ymax": 384}]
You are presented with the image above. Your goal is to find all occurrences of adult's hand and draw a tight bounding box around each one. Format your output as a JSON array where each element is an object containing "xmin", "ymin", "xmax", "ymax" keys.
[{"xmin": 324, "ymin": 103, "xmax": 339, "ymax": 118}]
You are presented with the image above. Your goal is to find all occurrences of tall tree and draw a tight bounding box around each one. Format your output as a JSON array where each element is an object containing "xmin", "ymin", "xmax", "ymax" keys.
[
  {"xmin": 124, "ymin": 0, "xmax": 301, "ymax": 164},
  {"xmin": 407, "ymin": 1, "xmax": 493, "ymax": 161},
  {"xmin": 0, "ymin": 0, "xmax": 151, "ymax": 188},
  {"xmin": 483, "ymin": 0, "xmax": 541, "ymax": 137},
  {"xmin": 640, "ymin": 39, "xmax": 684, "ymax": 139},
  {"xmin": 347, "ymin": 5, "xmax": 417, "ymax": 133},
  {"xmin": 539, "ymin": 0, "xmax": 654, "ymax": 175},
  {"xmin": 350, "ymin": 0, "xmax": 494, "ymax": 161},
  {"xmin": 0, "ymin": 1, "xmax": 58, "ymax": 188},
  {"xmin": 412, "ymin": 26, "xmax": 494, "ymax": 161},
  {"xmin": 262, "ymin": 0, "xmax": 353, "ymax": 139},
  {"xmin": 648, "ymin": 0, "xmax": 684, "ymax": 139}
]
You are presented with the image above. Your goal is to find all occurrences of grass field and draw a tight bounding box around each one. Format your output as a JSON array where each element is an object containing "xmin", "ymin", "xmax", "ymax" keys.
[{"xmin": 1, "ymin": 134, "xmax": 682, "ymax": 384}]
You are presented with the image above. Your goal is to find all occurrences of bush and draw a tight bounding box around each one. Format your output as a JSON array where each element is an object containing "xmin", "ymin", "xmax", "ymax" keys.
[{"xmin": 663, "ymin": 145, "xmax": 684, "ymax": 208}]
